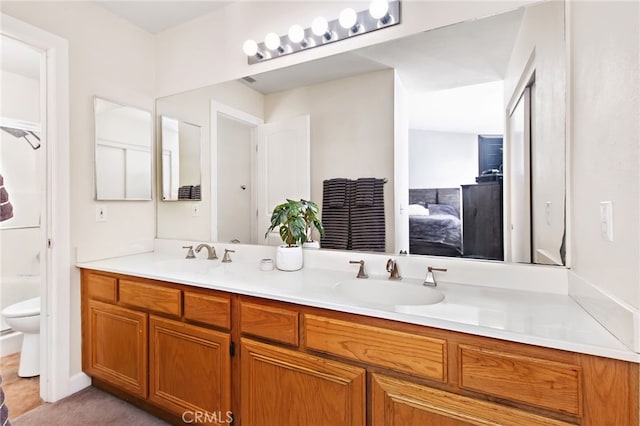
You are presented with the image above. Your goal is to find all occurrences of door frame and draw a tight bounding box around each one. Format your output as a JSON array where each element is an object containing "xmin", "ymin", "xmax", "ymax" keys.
[
  {"xmin": 1, "ymin": 14, "xmax": 86, "ymax": 401},
  {"xmin": 210, "ymin": 101, "xmax": 263, "ymax": 243}
]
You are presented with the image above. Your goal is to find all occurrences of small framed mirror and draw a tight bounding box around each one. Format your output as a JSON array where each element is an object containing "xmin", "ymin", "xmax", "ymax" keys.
[
  {"xmin": 94, "ymin": 97, "xmax": 152, "ymax": 200},
  {"xmin": 160, "ymin": 116, "xmax": 202, "ymax": 201}
]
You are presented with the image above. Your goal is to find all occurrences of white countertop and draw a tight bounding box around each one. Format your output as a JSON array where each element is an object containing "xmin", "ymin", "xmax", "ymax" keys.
[{"xmin": 77, "ymin": 252, "xmax": 640, "ymax": 363}]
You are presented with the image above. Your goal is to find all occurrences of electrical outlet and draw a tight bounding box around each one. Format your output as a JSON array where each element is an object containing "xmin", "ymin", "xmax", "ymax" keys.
[
  {"xmin": 599, "ymin": 201, "xmax": 613, "ymax": 241},
  {"xmin": 192, "ymin": 203, "xmax": 200, "ymax": 217},
  {"xmin": 96, "ymin": 205, "xmax": 107, "ymax": 222}
]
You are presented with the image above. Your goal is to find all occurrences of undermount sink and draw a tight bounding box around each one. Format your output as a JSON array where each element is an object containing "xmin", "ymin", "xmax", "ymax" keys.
[{"xmin": 333, "ymin": 279, "xmax": 445, "ymax": 308}]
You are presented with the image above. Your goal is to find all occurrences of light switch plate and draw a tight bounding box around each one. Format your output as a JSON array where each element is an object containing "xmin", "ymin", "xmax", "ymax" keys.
[
  {"xmin": 599, "ymin": 201, "xmax": 613, "ymax": 241},
  {"xmin": 192, "ymin": 203, "xmax": 200, "ymax": 217},
  {"xmin": 96, "ymin": 205, "xmax": 107, "ymax": 222}
]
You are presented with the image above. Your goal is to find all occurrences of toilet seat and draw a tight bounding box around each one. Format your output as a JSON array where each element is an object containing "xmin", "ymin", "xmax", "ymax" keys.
[{"xmin": 2, "ymin": 297, "xmax": 40, "ymax": 318}]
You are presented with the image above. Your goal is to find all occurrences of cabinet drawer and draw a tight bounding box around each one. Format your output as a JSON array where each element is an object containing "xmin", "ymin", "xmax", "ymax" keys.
[
  {"xmin": 85, "ymin": 272, "xmax": 117, "ymax": 302},
  {"xmin": 459, "ymin": 345, "xmax": 582, "ymax": 416},
  {"xmin": 304, "ymin": 315, "xmax": 446, "ymax": 382},
  {"xmin": 240, "ymin": 301, "xmax": 299, "ymax": 346},
  {"xmin": 119, "ymin": 279, "xmax": 181, "ymax": 317},
  {"xmin": 184, "ymin": 292, "xmax": 231, "ymax": 329}
]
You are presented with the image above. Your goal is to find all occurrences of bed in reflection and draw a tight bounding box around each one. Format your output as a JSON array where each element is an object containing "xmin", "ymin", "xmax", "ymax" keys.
[{"xmin": 408, "ymin": 188, "xmax": 462, "ymax": 257}]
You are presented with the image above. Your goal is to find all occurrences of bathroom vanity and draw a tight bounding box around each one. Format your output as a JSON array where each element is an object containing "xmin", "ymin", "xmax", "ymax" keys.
[{"xmin": 79, "ymin": 253, "xmax": 639, "ymax": 426}]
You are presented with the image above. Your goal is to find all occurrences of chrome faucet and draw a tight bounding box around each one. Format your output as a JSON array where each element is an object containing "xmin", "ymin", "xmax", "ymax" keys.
[
  {"xmin": 386, "ymin": 258, "xmax": 402, "ymax": 280},
  {"xmin": 424, "ymin": 266, "xmax": 447, "ymax": 287},
  {"xmin": 222, "ymin": 249, "xmax": 235, "ymax": 263},
  {"xmin": 195, "ymin": 243, "xmax": 218, "ymax": 260},
  {"xmin": 182, "ymin": 245, "xmax": 196, "ymax": 259},
  {"xmin": 349, "ymin": 260, "xmax": 368, "ymax": 279}
]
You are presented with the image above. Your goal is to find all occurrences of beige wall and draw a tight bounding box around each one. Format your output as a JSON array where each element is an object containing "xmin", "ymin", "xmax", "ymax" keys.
[
  {"xmin": 1, "ymin": 0, "xmax": 156, "ymax": 377},
  {"xmin": 265, "ymin": 70, "xmax": 395, "ymax": 251},
  {"xmin": 155, "ymin": 1, "xmax": 532, "ymax": 97},
  {"xmin": 569, "ymin": 1, "xmax": 639, "ymax": 309}
]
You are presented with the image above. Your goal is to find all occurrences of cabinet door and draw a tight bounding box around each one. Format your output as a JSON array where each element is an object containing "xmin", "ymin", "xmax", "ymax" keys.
[
  {"xmin": 241, "ymin": 338, "xmax": 365, "ymax": 426},
  {"xmin": 85, "ymin": 299, "xmax": 148, "ymax": 398},
  {"xmin": 149, "ymin": 316, "xmax": 231, "ymax": 420},
  {"xmin": 371, "ymin": 374, "xmax": 574, "ymax": 426}
]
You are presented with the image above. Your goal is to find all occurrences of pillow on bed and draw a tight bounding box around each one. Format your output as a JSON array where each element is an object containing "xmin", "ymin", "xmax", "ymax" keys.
[
  {"xmin": 408, "ymin": 204, "xmax": 430, "ymax": 216},
  {"xmin": 427, "ymin": 203, "xmax": 458, "ymax": 217}
]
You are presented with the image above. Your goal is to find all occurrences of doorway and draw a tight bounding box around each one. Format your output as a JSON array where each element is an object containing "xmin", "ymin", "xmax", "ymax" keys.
[{"xmin": 1, "ymin": 13, "xmax": 79, "ymax": 404}]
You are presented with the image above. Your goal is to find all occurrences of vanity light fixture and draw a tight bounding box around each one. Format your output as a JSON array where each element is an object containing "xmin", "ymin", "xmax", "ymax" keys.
[
  {"xmin": 243, "ymin": 0, "xmax": 400, "ymax": 64},
  {"xmin": 311, "ymin": 16, "xmax": 333, "ymax": 41},
  {"xmin": 338, "ymin": 8, "xmax": 361, "ymax": 34}
]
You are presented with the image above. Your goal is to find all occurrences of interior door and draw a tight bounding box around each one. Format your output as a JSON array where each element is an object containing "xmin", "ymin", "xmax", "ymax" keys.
[
  {"xmin": 508, "ymin": 88, "xmax": 531, "ymax": 263},
  {"xmin": 257, "ymin": 115, "xmax": 310, "ymax": 245}
]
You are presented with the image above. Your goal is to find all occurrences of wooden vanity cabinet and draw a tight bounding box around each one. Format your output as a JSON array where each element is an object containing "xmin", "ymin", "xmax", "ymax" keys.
[
  {"xmin": 84, "ymin": 299, "xmax": 148, "ymax": 398},
  {"xmin": 240, "ymin": 338, "xmax": 365, "ymax": 425},
  {"xmin": 82, "ymin": 270, "xmax": 639, "ymax": 426},
  {"xmin": 81, "ymin": 270, "xmax": 232, "ymax": 423}
]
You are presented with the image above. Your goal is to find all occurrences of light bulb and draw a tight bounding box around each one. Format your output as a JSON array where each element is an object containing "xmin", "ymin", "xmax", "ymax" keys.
[
  {"xmin": 242, "ymin": 39, "xmax": 258, "ymax": 56},
  {"xmin": 311, "ymin": 16, "xmax": 328, "ymax": 36},
  {"xmin": 369, "ymin": 0, "xmax": 389, "ymax": 20},
  {"xmin": 339, "ymin": 8, "xmax": 357, "ymax": 29},
  {"xmin": 288, "ymin": 24, "xmax": 305, "ymax": 44},
  {"xmin": 264, "ymin": 32, "xmax": 281, "ymax": 51}
]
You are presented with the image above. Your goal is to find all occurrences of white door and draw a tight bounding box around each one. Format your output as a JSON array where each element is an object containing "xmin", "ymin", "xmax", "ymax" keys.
[
  {"xmin": 508, "ymin": 88, "xmax": 531, "ymax": 263},
  {"xmin": 257, "ymin": 115, "xmax": 310, "ymax": 245}
]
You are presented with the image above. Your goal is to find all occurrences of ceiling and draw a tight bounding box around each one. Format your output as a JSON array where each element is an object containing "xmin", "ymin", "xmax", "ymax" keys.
[{"xmin": 92, "ymin": 1, "xmax": 233, "ymax": 34}]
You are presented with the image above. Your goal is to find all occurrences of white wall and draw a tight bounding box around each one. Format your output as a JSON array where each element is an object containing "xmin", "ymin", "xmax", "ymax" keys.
[
  {"xmin": 155, "ymin": 1, "xmax": 532, "ymax": 97},
  {"xmin": 1, "ymin": 0, "xmax": 157, "ymax": 378},
  {"xmin": 409, "ymin": 130, "xmax": 478, "ymax": 189},
  {"xmin": 265, "ymin": 70, "xmax": 395, "ymax": 251},
  {"xmin": 503, "ymin": 0, "xmax": 565, "ymax": 265},
  {"xmin": 569, "ymin": 1, "xmax": 639, "ymax": 313},
  {"xmin": 156, "ymin": 80, "xmax": 264, "ymax": 240}
]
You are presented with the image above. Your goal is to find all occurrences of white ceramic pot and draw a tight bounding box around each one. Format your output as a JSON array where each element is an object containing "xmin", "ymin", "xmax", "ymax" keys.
[
  {"xmin": 302, "ymin": 240, "xmax": 320, "ymax": 249},
  {"xmin": 276, "ymin": 245, "xmax": 303, "ymax": 271}
]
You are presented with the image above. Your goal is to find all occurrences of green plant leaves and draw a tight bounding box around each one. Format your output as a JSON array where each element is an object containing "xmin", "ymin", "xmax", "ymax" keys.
[{"xmin": 265, "ymin": 198, "xmax": 325, "ymax": 246}]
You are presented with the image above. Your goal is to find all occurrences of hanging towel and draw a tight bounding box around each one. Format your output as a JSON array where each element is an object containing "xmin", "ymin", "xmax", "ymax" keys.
[
  {"xmin": 1, "ymin": 375, "xmax": 10, "ymax": 426},
  {"xmin": 0, "ymin": 174, "xmax": 14, "ymax": 223},
  {"xmin": 351, "ymin": 178, "xmax": 385, "ymax": 252},
  {"xmin": 190, "ymin": 184, "xmax": 201, "ymax": 200},
  {"xmin": 178, "ymin": 185, "xmax": 192, "ymax": 200},
  {"xmin": 323, "ymin": 178, "xmax": 348, "ymax": 207},
  {"xmin": 354, "ymin": 177, "xmax": 375, "ymax": 206},
  {"xmin": 321, "ymin": 179, "xmax": 353, "ymax": 250}
]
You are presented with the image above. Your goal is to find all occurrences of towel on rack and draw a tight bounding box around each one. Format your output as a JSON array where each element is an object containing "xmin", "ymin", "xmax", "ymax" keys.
[
  {"xmin": 178, "ymin": 185, "xmax": 192, "ymax": 200},
  {"xmin": 321, "ymin": 179, "xmax": 353, "ymax": 250},
  {"xmin": 354, "ymin": 177, "xmax": 375, "ymax": 206},
  {"xmin": 190, "ymin": 185, "xmax": 201, "ymax": 200},
  {"xmin": 323, "ymin": 178, "xmax": 348, "ymax": 207},
  {"xmin": 351, "ymin": 178, "xmax": 385, "ymax": 252}
]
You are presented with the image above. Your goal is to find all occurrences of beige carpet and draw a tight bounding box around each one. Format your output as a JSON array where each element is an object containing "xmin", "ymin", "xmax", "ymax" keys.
[{"xmin": 13, "ymin": 386, "xmax": 169, "ymax": 425}]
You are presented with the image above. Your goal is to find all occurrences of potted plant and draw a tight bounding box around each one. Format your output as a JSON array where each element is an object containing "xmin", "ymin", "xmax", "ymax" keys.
[
  {"xmin": 265, "ymin": 199, "xmax": 307, "ymax": 271},
  {"xmin": 301, "ymin": 199, "xmax": 325, "ymax": 249}
]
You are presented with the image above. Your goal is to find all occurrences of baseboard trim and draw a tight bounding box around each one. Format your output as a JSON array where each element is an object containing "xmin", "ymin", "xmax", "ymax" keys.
[{"xmin": 568, "ymin": 271, "xmax": 639, "ymax": 352}]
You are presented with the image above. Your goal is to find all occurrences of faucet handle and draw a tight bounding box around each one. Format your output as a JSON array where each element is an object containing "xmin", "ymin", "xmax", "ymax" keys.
[
  {"xmin": 182, "ymin": 245, "xmax": 196, "ymax": 259},
  {"xmin": 424, "ymin": 266, "xmax": 447, "ymax": 287},
  {"xmin": 349, "ymin": 260, "xmax": 368, "ymax": 279},
  {"xmin": 386, "ymin": 258, "xmax": 402, "ymax": 280},
  {"xmin": 428, "ymin": 266, "xmax": 447, "ymax": 273},
  {"xmin": 222, "ymin": 249, "xmax": 235, "ymax": 263}
]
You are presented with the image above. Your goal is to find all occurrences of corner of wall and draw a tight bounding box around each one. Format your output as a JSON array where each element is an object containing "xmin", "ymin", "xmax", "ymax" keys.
[{"xmin": 568, "ymin": 270, "xmax": 639, "ymax": 353}]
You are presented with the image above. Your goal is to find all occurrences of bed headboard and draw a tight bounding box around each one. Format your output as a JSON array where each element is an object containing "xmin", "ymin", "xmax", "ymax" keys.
[{"xmin": 409, "ymin": 187, "xmax": 461, "ymax": 217}]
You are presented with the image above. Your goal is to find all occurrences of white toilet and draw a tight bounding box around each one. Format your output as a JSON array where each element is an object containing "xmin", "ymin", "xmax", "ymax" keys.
[{"xmin": 2, "ymin": 296, "xmax": 40, "ymax": 377}]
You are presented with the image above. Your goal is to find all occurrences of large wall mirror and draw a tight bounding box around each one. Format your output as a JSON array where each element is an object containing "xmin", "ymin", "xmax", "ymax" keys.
[
  {"xmin": 155, "ymin": 1, "xmax": 566, "ymax": 266},
  {"xmin": 94, "ymin": 97, "xmax": 152, "ymax": 200},
  {"xmin": 160, "ymin": 116, "xmax": 202, "ymax": 201}
]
